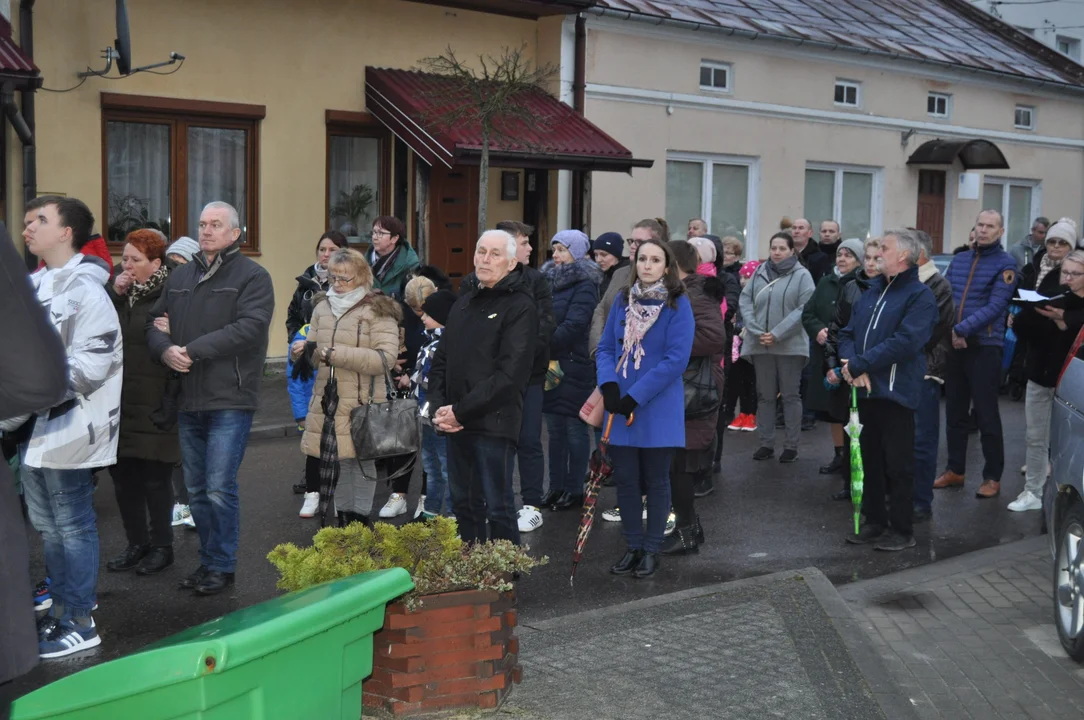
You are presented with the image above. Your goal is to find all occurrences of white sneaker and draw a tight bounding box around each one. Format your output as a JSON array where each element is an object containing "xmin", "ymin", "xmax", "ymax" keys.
[
  {"xmin": 602, "ymin": 507, "xmax": 621, "ymax": 522},
  {"xmin": 1007, "ymin": 490, "xmax": 1042, "ymax": 512},
  {"xmin": 179, "ymin": 505, "xmax": 195, "ymax": 529},
  {"xmin": 517, "ymin": 506, "xmax": 543, "ymax": 532},
  {"xmin": 664, "ymin": 511, "xmax": 677, "ymax": 536},
  {"xmin": 414, "ymin": 496, "xmax": 426, "ymax": 520},
  {"xmin": 1020, "ymin": 464, "xmax": 1027, "ymax": 475},
  {"xmin": 299, "ymin": 492, "xmax": 320, "ymax": 518},
  {"xmin": 379, "ymin": 493, "xmax": 408, "ymax": 518},
  {"xmin": 171, "ymin": 504, "xmax": 185, "ymax": 527}
]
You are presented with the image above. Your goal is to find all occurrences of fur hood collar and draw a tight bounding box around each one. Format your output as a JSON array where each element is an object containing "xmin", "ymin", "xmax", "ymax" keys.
[
  {"xmin": 312, "ymin": 288, "xmax": 403, "ymax": 323},
  {"xmin": 541, "ymin": 258, "xmax": 603, "ymax": 291}
]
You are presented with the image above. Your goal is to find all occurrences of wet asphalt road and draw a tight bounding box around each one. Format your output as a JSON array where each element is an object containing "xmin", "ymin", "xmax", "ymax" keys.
[{"xmin": 14, "ymin": 397, "xmax": 1038, "ymax": 698}]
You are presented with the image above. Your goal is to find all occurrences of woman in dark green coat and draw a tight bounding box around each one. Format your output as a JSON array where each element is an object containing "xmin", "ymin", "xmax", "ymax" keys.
[
  {"xmin": 801, "ymin": 238, "xmax": 865, "ymax": 476},
  {"xmin": 106, "ymin": 230, "xmax": 181, "ymax": 576}
]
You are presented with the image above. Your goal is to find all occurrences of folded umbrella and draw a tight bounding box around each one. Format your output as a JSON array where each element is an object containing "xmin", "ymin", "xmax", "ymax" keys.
[
  {"xmin": 318, "ymin": 366, "xmax": 342, "ymax": 527},
  {"xmin": 845, "ymin": 386, "xmax": 864, "ymax": 535},
  {"xmin": 570, "ymin": 412, "xmax": 632, "ymax": 585}
]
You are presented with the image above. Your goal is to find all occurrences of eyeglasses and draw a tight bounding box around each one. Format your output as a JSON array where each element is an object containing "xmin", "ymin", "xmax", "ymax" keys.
[
  {"xmin": 371, "ymin": 229, "xmax": 390, "ymax": 237},
  {"xmin": 1050, "ymin": 239, "xmax": 1072, "ymax": 247},
  {"xmin": 329, "ymin": 274, "xmax": 357, "ymax": 285},
  {"xmin": 723, "ymin": 250, "xmax": 739, "ymax": 257},
  {"xmin": 1061, "ymin": 270, "xmax": 1084, "ymax": 279}
]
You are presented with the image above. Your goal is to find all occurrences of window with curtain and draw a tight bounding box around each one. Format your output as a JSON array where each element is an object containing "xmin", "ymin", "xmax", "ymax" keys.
[
  {"xmin": 804, "ymin": 166, "xmax": 878, "ymax": 240},
  {"xmin": 328, "ymin": 135, "xmax": 381, "ymax": 240},
  {"xmin": 103, "ymin": 97, "xmax": 261, "ymax": 250},
  {"xmin": 666, "ymin": 156, "xmax": 754, "ymax": 248},
  {"xmin": 982, "ymin": 180, "xmax": 1039, "ymax": 246}
]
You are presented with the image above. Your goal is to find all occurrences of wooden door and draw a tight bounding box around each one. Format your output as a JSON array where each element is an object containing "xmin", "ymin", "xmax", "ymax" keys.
[
  {"xmin": 428, "ymin": 164, "xmax": 479, "ymax": 289},
  {"xmin": 916, "ymin": 169, "xmax": 947, "ymax": 253}
]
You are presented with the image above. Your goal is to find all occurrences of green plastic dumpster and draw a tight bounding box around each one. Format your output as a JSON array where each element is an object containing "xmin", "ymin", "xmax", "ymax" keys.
[{"xmin": 12, "ymin": 568, "xmax": 412, "ymax": 720}]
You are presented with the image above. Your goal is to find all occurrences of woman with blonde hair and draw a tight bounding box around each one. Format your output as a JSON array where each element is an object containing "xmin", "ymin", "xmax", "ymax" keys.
[{"xmin": 294, "ymin": 248, "xmax": 402, "ymax": 524}]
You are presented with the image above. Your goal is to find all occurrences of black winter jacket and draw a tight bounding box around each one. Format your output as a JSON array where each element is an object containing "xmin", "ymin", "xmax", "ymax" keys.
[
  {"xmin": 428, "ymin": 270, "xmax": 540, "ymax": 440},
  {"xmin": 799, "ymin": 242, "xmax": 833, "ymax": 285},
  {"xmin": 285, "ymin": 265, "xmax": 328, "ymax": 341},
  {"xmin": 1013, "ymin": 271, "xmax": 1084, "ymax": 388},
  {"xmin": 146, "ymin": 243, "xmax": 275, "ymax": 412},
  {"xmin": 824, "ymin": 270, "xmax": 873, "ymax": 371},
  {"xmin": 599, "ymin": 257, "xmax": 630, "ymax": 300},
  {"xmin": 461, "ymin": 263, "xmax": 555, "ymax": 386}
]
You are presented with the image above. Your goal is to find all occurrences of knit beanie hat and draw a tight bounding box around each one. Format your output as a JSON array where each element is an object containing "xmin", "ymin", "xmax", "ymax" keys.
[
  {"xmin": 552, "ymin": 229, "xmax": 590, "ymax": 261},
  {"xmin": 592, "ymin": 231, "xmax": 624, "ymax": 259},
  {"xmin": 688, "ymin": 236, "xmax": 717, "ymax": 265},
  {"xmin": 1046, "ymin": 217, "xmax": 1079, "ymax": 247},
  {"xmin": 739, "ymin": 260, "xmax": 760, "ymax": 278},
  {"xmin": 421, "ymin": 290, "xmax": 457, "ymax": 327},
  {"xmin": 837, "ymin": 238, "xmax": 866, "ymax": 265},
  {"xmin": 166, "ymin": 236, "xmax": 200, "ymax": 262}
]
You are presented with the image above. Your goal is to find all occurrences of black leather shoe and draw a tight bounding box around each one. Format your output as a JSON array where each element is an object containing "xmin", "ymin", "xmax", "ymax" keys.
[
  {"xmin": 107, "ymin": 544, "xmax": 149, "ymax": 572},
  {"xmin": 912, "ymin": 505, "xmax": 933, "ymax": 523},
  {"xmin": 180, "ymin": 564, "xmax": 209, "ymax": 589},
  {"xmin": 846, "ymin": 523, "xmax": 887, "ymax": 545},
  {"xmin": 610, "ymin": 549, "xmax": 643, "ymax": 575},
  {"xmin": 660, "ymin": 526, "xmax": 699, "ymax": 556},
  {"xmin": 540, "ymin": 489, "xmax": 563, "ymax": 508},
  {"xmin": 779, "ymin": 449, "xmax": 798, "ymax": 463},
  {"xmin": 693, "ymin": 475, "xmax": 714, "ymax": 498},
  {"xmin": 831, "ymin": 487, "xmax": 851, "ymax": 501},
  {"xmin": 552, "ymin": 492, "xmax": 584, "ymax": 511},
  {"xmin": 819, "ymin": 449, "xmax": 844, "ymax": 475},
  {"xmin": 136, "ymin": 546, "xmax": 174, "ymax": 576},
  {"xmin": 195, "ymin": 570, "xmax": 235, "ymax": 596},
  {"xmin": 633, "ymin": 552, "xmax": 660, "ymax": 578},
  {"xmin": 292, "ymin": 482, "xmax": 307, "ymax": 494},
  {"xmin": 753, "ymin": 447, "xmax": 774, "ymax": 461}
]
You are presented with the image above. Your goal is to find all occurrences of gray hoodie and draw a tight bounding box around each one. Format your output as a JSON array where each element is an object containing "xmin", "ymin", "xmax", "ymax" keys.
[{"xmin": 738, "ymin": 261, "xmax": 816, "ymax": 358}]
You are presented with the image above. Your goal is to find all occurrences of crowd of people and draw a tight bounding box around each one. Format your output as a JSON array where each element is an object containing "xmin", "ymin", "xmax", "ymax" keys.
[{"xmin": 2, "ymin": 189, "xmax": 1082, "ymax": 681}]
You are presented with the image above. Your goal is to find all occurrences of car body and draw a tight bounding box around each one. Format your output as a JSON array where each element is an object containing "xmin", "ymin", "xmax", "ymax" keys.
[
  {"xmin": 1044, "ymin": 325, "xmax": 1084, "ymax": 661},
  {"xmin": 931, "ymin": 253, "xmax": 954, "ymax": 276}
]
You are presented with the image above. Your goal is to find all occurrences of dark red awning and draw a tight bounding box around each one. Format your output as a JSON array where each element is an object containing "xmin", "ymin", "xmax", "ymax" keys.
[{"xmin": 365, "ymin": 67, "xmax": 652, "ymax": 173}]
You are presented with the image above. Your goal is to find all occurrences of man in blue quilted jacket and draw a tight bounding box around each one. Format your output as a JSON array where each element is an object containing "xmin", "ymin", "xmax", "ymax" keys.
[{"xmin": 935, "ymin": 210, "xmax": 1017, "ymax": 499}]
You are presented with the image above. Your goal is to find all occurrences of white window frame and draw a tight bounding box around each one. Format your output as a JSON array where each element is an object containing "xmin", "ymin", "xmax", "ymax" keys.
[
  {"xmin": 981, "ymin": 177, "xmax": 1043, "ymax": 247},
  {"xmin": 699, "ymin": 60, "xmax": 732, "ymax": 94},
  {"xmin": 834, "ymin": 79, "xmax": 861, "ymax": 108},
  {"xmin": 927, "ymin": 92, "xmax": 951, "ymax": 119},
  {"xmin": 668, "ymin": 151, "xmax": 760, "ymax": 258},
  {"xmin": 805, "ymin": 162, "xmax": 884, "ymax": 239},
  {"xmin": 1014, "ymin": 104, "xmax": 1035, "ymax": 131},
  {"xmin": 1057, "ymin": 36, "xmax": 1081, "ymax": 60}
]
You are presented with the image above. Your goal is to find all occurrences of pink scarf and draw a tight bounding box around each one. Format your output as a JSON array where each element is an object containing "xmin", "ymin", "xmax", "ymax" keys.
[
  {"xmin": 619, "ymin": 280, "xmax": 669, "ymax": 376},
  {"xmin": 695, "ymin": 262, "xmax": 728, "ymax": 325}
]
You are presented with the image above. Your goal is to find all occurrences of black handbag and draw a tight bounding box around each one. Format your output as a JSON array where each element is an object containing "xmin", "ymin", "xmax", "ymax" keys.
[
  {"xmin": 683, "ymin": 356, "xmax": 721, "ymax": 420},
  {"xmin": 349, "ymin": 353, "xmax": 420, "ymax": 462}
]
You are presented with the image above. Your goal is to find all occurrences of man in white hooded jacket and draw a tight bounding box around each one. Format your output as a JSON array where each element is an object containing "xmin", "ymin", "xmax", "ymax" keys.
[{"xmin": 22, "ymin": 195, "xmax": 122, "ymax": 659}]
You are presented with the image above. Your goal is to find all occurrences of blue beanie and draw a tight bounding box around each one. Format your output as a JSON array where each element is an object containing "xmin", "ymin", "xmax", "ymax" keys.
[
  {"xmin": 552, "ymin": 229, "xmax": 590, "ymax": 261},
  {"xmin": 592, "ymin": 231, "xmax": 624, "ymax": 259}
]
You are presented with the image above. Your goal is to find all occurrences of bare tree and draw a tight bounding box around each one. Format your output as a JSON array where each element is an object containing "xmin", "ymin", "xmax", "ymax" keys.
[{"xmin": 418, "ymin": 45, "xmax": 558, "ymax": 231}]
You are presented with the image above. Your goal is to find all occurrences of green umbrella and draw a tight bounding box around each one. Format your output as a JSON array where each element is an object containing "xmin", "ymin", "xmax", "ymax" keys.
[{"xmin": 845, "ymin": 386, "xmax": 864, "ymax": 535}]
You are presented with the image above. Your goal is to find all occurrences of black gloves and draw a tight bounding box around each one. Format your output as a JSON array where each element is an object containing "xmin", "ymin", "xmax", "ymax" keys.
[
  {"xmin": 601, "ymin": 383, "xmax": 622, "ymax": 413},
  {"xmin": 617, "ymin": 395, "xmax": 638, "ymax": 417}
]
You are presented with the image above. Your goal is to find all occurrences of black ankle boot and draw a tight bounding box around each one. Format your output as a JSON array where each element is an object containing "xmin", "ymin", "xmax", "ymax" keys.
[
  {"xmin": 136, "ymin": 546, "xmax": 174, "ymax": 576},
  {"xmin": 831, "ymin": 481, "xmax": 851, "ymax": 501},
  {"xmin": 610, "ymin": 549, "xmax": 644, "ymax": 575},
  {"xmin": 338, "ymin": 511, "xmax": 373, "ymax": 528},
  {"xmin": 819, "ymin": 447, "xmax": 845, "ymax": 475},
  {"xmin": 660, "ymin": 526, "xmax": 699, "ymax": 555},
  {"xmin": 633, "ymin": 552, "xmax": 660, "ymax": 578},
  {"xmin": 693, "ymin": 474, "xmax": 714, "ymax": 498},
  {"xmin": 695, "ymin": 516, "xmax": 705, "ymax": 545}
]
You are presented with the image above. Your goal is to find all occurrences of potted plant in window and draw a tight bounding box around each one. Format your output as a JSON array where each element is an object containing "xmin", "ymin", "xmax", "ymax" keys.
[
  {"xmin": 107, "ymin": 192, "xmax": 171, "ymax": 242},
  {"xmin": 268, "ymin": 517, "xmax": 545, "ymax": 718},
  {"xmin": 330, "ymin": 183, "xmax": 376, "ymax": 246}
]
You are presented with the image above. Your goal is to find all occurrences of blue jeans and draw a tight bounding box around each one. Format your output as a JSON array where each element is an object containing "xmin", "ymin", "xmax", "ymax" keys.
[
  {"xmin": 178, "ymin": 410, "xmax": 253, "ymax": 573},
  {"xmin": 609, "ymin": 445, "xmax": 674, "ymax": 553},
  {"xmin": 21, "ymin": 463, "xmax": 98, "ymax": 617},
  {"xmin": 448, "ymin": 434, "xmax": 519, "ymax": 545},
  {"xmin": 514, "ymin": 383, "xmax": 546, "ymax": 507},
  {"xmin": 545, "ymin": 413, "xmax": 590, "ymax": 496},
  {"xmin": 913, "ymin": 379, "xmax": 941, "ymax": 512},
  {"xmin": 420, "ymin": 425, "xmax": 452, "ymax": 515}
]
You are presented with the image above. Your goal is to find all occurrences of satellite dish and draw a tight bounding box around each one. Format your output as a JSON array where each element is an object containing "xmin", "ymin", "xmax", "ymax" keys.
[{"xmin": 114, "ymin": 0, "xmax": 131, "ymax": 76}]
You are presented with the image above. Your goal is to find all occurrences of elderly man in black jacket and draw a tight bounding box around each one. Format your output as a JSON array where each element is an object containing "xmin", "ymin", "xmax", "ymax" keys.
[
  {"xmin": 0, "ymin": 226, "xmax": 67, "ymax": 717},
  {"xmin": 429, "ymin": 229, "xmax": 540, "ymax": 545},
  {"xmin": 146, "ymin": 201, "xmax": 274, "ymax": 596}
]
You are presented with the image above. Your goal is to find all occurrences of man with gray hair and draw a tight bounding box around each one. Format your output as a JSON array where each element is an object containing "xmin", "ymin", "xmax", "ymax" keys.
[
  {"xmin": 147, "ymin": 201, "xmax": 274, "ymax": 595},
  {"xmin": 838, "ymin": 229, "xmax": 938, "ymax": 551},
  {"xmin": 1010, "ymin": 216, "xmax": 1050, "ymax": 271},
  {"xmin": 428, "ymin": 229, "xmax": 539, "ymax": 545}
]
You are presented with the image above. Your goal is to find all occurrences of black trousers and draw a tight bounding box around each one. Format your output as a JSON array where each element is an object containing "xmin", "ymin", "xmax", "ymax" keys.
[
  {"xmin": 945, "ymin": 345, "xmax": 1005, "ymax": 482},
  {"xmin": 110, "ymin": 458, "xmax": 174, "ymax": 548},
  {"xmin": 723, "ymin": 358, "xmax": 758, "ymax": 418},
  {"xmin": 1, "ymin": 680, "xmax": 14, "ymax": 720},
  {"xmin": 858, "ymin": 399, "xmax": 915, "ymax": 536},
  {"xmin": 669, "ymin": 469, "xmax": 699, "ymax": 528}
]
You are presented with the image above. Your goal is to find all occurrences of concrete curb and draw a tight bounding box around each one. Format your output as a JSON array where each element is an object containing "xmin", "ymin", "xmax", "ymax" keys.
[{"xmin": 249, "ymin": 422, "xmax": 299, "ymax": 441}]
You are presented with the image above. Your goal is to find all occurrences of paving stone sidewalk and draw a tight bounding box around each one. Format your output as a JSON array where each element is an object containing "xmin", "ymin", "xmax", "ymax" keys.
[
  {"xmin": 839, "ymin": 536, "xmax": 1084, "ymax": 720},
  {"xmin": 499, "ymin": 569, "xmax": 918, "ymax": 720}
]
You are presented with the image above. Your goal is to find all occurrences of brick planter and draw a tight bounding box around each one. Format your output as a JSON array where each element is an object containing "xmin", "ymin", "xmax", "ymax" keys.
[{"xmin": 362, "ymin": 589, "xmax": 521, "ymax": 717}]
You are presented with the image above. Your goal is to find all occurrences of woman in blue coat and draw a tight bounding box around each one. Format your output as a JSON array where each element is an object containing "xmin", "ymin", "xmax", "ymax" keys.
[
  {"xmin": 542, "ymin": 231, "xmax": 603, "ymax": 511},
  {"xmin": 597, "ymin": 239, "xmax": 695, "ymax": 578}
]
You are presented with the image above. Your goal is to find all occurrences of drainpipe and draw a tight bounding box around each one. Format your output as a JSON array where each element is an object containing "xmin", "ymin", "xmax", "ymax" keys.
[
  {"xmin": 19, "ymin": 0, "xmax": 37, "ymax": 269},
  {"xmin": 569, "ymin": 13, "xmax": 587, "ymax": 231}
]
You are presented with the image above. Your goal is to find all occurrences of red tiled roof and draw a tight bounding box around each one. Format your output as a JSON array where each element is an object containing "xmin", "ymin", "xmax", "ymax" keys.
[
  {"xmin": 0, "ymin": 16, "xmax": 37, "ymax": 75},
  {"xmin": 365, "ymin": 67, "xmax": 653, "ymax": 172},
  {"xmin": 593, "ymin": 0, "xmax": 1084, "ymax": 89}
]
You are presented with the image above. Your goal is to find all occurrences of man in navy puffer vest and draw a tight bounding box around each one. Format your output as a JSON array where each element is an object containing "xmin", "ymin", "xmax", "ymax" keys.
[
  {"xmin": 935, "ymin": 210, "xmax": 1017, "ymax": 499},
  {"xmin": 839, "ymin": 230, "xmax": 938, "ymax": 551}
]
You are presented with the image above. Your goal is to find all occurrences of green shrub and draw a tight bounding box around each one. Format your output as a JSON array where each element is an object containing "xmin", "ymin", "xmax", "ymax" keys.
[{"xmin": 268, "ymin": 516, "xmax": 547, "ymax": 609}]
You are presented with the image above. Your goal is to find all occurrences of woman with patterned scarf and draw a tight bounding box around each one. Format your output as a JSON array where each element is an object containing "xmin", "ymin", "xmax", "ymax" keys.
[
  {"xmin": 596, "ymin": 239, "xmax": 694, "ymax": 579},
  {"xmin": 105, "ymin": 229, "xmax": 180, "ymax": 576}
]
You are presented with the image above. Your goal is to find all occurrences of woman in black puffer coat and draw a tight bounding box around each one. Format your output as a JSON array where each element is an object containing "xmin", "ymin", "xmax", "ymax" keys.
[{"xmin": 541, "ymin": 230, "xmax": 603, "ymax": 511}]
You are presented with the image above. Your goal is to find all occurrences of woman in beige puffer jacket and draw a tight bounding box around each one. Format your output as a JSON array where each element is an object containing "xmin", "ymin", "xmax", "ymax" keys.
[{"xmin": 296, "ymin": 248, "xmax": 402, "ymax": 524}]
